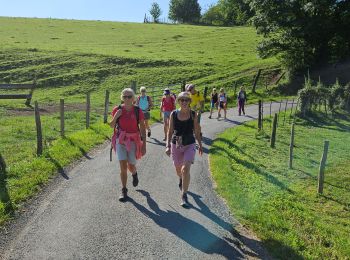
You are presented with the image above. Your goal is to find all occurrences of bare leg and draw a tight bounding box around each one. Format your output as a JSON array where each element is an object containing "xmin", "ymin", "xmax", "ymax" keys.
[
  {"xmin": 127, "ymin": 163, "xmax": 137, "ymax": 175},
  {"xmin": 119, "ymin": 160, "xmax": 128, "ymax": 188},
  {"xmin": 181, "ymin": 162, "xmax": 192, "ymax": 194},
  {"xmin": 163, "ymin": 118, "xmax": 169, "ymax": 140},
  {"xmin": 144, "ymin": 119, "xmax": 150, "ymax": 131},
  {"xmin": 175, "ymin": 165, "xmax": 182, "ymax": 178}
]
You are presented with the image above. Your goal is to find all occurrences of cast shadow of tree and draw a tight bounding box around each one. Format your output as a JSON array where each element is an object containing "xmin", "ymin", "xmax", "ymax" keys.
[
  {"xmin": 210, "ymin": 138, "xmax": 294, "ymax": 194},
  {"xmin": 129, "ymin": 190, "xmax": 243, "ymax": 259}
]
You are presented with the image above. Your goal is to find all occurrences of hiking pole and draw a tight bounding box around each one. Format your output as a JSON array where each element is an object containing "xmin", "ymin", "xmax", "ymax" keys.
[{"xmin": 110, "ymin": 146, "xmax": 113, "ymax": 162}]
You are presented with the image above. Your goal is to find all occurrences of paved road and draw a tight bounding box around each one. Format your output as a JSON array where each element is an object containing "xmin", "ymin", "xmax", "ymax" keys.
[{"xmin": 1, "ymin": 101, "xmax": 293, "ymax": 259}]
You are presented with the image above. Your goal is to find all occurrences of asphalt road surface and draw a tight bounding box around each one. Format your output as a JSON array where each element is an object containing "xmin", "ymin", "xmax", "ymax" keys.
[{"xmin": 1, "ymin": 101, "xmax": 294, "ymax": 259}]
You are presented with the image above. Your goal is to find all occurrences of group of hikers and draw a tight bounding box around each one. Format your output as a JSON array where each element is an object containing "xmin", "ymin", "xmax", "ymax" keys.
[{"xmin": 109, "ymin": 84, "xmax": 247, "ymax": 207}]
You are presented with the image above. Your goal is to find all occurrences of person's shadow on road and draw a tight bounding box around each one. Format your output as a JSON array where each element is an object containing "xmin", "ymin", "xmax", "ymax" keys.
[{"xmin": 129, "ymin": 190, "xmax": 243, "ymax": 259}]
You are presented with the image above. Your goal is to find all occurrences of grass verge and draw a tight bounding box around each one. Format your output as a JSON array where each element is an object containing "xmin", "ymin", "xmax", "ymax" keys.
[{"xmin": 209, "ymin": 111, "xmax": 350, "ymax": 259}]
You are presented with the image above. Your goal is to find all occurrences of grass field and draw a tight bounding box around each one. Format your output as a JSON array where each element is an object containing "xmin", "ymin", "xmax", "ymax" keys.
[
  {"xmin": 0, "ymin": 17, "xmax": 284, "ymax": 225},
  {"xmin": 210, "ymin": 111, "xmax": 350, "ymax": 259}
]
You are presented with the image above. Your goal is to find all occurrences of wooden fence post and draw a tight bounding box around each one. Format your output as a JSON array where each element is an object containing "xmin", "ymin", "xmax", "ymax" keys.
[
  {"xmin": 270, "ymin": 113, "xmax": 278, "ymax": 148},
  {"xmin": 60, "ymin": 99, "xmax": 64, "ymax": 137},
  {"xmin": 34, "ymin": 101, "xmax": 43, "ymax": 156},
  {"xmin": 289, "ymin": 98, "xmax": 295, "ymax": 122},
  {"xmin": 258, "ymin": 100, "xmax": 262, "ymax": 130},
  {"xmin": 181, "ymin": 81, "xmax": 186, "ymax": 92},
  {"xmin": 318, "ymin": 140, "xmax": 329, "ymax": 194},
  {"xmin": 104, "ymin": 90, "xmax": 110, "ymax": 124},
  {"xmin": 86, "ymin": 93, "xmax": 90, "ymax": 129},
  {"xmin": 261, "ymin": 100, "xmax": 264, "ymax": 129},
  {"xmin": 131, "ymin": 81, "xmax": 137, "ymax": 93},
  {"xmin": 270, "ymin": 101, "xmax": 272, "ymax": 129},
  {"xmin": 283, "ymin": 99, "xmax": 288, "ymax": 126},
  {"xmin": 204, "ymin": 86, "xmax": 208, "ymax": 102},
  {"xmin": 252, "ymin": 69, "xmax": 262, "ymax": 93},
  {"xmin": 0, "ymin": 152, "xmax": 6, "ymax": 173},
  {"xmin": 289, "ymin": 123, "xmax": 295, "ymax": 169}
]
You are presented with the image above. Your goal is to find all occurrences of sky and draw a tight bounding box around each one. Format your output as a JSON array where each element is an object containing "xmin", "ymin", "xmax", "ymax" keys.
[{"xmin": 0, "ymin": 0, "xmax": 218, "ymax": 23}]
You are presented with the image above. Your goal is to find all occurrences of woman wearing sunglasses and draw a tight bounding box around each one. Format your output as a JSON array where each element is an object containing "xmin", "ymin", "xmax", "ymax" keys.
[
  {"xmin": 110, "ymin": 88, "xmax": 147, "ymax": 202},
  {"xmin": 165, "ymin": 92, "xmax": 203, "ymax": 207}
]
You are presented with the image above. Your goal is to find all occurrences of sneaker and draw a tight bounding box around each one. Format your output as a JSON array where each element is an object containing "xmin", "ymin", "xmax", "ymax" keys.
[
  {"xmin": 147, "ymin": 130, "xmax": 151, "ymax": 137},
  {"xmin": 218, "ymin": 113, "xmax": 221, "ymax": 118},
  {"xmin": 208, "ymin": 115, "xmax": 211, "ymax": 119},
  {"xmin": 119, "ymin": 188, "xmax": 128, "ymax": 202},
  {"xmin": 181, "ymin": 193, "xmax": 189, "ymax": 207},
  {"xmin": 178, "ymin": 178, "xmax": 182, "ymax": 190},
  {"xmin": 132, "ymin": 172, "xmax": 139, "ymax": 187}
]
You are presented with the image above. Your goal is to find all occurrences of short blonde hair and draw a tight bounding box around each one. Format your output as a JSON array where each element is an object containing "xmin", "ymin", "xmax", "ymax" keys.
[
  {"xmin": 177, "ymin": 91, "xmax": 191, "ymax": 102},
  {"xmin": 140, "ymin": 86, "xmax": 146, "ymax": 92},
  {"xmin": 120, "ymin": 88, "xmax": 135, "ymax": 100},
  {"xmin": 220, "ymin": 88, "xmax": 224, "ymax": 92}
]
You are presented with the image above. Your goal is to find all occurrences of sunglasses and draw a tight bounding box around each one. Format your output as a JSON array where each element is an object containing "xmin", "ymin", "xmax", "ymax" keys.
[
  {"xmin": 179, "ymin": 99, "xmax": 190, "ymax": 103},
  {"xmin": 122, "ymin": 95, "xmax": 133, "ymax": 99}
]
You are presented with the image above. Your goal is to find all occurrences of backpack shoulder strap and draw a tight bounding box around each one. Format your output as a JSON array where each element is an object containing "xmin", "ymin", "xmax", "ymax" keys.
[
  {"xmin": 134, "ymin": 105, "xmax": 140, "ymax": 126},
  {"xmin": 115, "ymin": 105, "xmax": 123, "ymax": 129}
]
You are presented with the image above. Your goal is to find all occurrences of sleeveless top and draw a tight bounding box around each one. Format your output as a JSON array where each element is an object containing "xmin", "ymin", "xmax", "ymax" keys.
[
  {"xmin": 138, "ymin": 96, "xmax": 150, "ymax": 111},
  {"xmin": 171, "ymin": 110, "xmax": 196, "ymax": 145}
]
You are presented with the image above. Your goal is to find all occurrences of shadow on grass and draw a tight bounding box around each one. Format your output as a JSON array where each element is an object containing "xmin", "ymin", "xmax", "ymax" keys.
[
  {"xmin": 130, "ymin": 189, "xmax": 244, "ymax": 259},
  {"xmin": 45, "ymin": 154, "xmax": 69, "ymax": 180},
  {"xmin": 211, "ymin": 138, "xmax": 293, "ymax": 193},
  {"xmin": 64, "ymin": 137, "xmax": 92, "ymax": 160},
  {"xmin": 90, "ymin": 125, "xmax": 111, "ymax": 140},
  {"xmin": 0, "ymin": 153, "xmax": 14, "ymax": 215},
  {"xmin": 299, "ymin": 112, "xmax": 350, "ymax": 132},
  {"xmin": 264, "ymin": 238, "xmax": 304, "ymax": 260}
]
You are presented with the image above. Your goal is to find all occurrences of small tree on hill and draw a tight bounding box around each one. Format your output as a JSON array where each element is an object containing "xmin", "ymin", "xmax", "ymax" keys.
[
  {"xmin": 169, "ymin": 0, "xmax": 201, "ymax": 24},
  {"xmin": 150, "ymin": 2, "xmax": 162, "ymax": 23}
]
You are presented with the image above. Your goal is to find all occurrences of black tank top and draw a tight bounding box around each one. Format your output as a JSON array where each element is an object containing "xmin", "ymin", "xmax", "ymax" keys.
[{"xmin": 171, "ymin": 110, "xmax": 196, "ymax": 145}]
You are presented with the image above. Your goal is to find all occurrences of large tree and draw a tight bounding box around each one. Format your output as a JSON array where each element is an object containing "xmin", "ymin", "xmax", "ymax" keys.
[
  {"xmin": 201, "ymin": 0, "xmax": 253, "ymax": 26},
  {"xmin": 149, "ymin": 2, "xmax": 162, "ymax": 23},
  {"xmin": 169, "ymin": 0, "xmax": 201, "ymax": 23},
  {"xmin": 249, "ymin": 0, "xmax": 350, "ymax": 72}
]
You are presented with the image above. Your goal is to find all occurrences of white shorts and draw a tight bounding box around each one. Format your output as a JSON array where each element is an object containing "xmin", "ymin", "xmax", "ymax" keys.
[{"xmin": 116, "ymin": 141, "xmax": 137, "ymax": 165}]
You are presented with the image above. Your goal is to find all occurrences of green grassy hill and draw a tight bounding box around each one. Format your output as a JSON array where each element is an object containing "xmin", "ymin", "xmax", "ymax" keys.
[
  {"xmin": 0, "ymin": 17, "xmax": 279, "ymax": 105},
  {"xmin": 0, "ymin": 17, "xmax": 281, "ymax": 225}
]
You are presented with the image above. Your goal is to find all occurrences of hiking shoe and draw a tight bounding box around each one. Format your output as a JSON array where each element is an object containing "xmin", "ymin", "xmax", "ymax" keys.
[
  {"xmin": 218, "ymin": 113, "xmax": 221, "ymax": 118},
  {"xmin": 208, "ymin": 115, "xmax": 211, "ymax": 119},
  {"xmin": 181, "ymin": 193, "xmax": 189, "ymax": 207},
  {"xmin": 119, "ymin": 188, "xmax": 128, "ymax": 202},
  {"xmin": 147, "ymin": 130, "xmax": 151, "ymax": 137},
  {"xmin": 163, "ymin": 137, "xmax": 166, "ymax": 141},
  {"xmin": 178, "ymin": 178, "xmax": 182, "ymax": 190},
  {"xmin": 132, "ymin": 172, "xmax": 139, "ymax": 187}
]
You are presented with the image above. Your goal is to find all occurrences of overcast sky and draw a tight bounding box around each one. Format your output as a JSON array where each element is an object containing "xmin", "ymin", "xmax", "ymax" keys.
[{"xmin": 0, "ymin": 0, "xmax": 218, "ymax": 22}]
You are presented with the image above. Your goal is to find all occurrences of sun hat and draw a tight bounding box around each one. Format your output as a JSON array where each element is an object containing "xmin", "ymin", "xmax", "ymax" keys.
[
  {"xmin": 163, "ymin": 88, "xmax": 170, "ymax": 95},
  {"xmin": 185, "ymin": 84, "xmax": 195, "ymax": 91}
]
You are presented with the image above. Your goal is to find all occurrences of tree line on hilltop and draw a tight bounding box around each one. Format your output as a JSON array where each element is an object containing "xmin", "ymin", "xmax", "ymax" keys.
[{"xmin": 148, "ymin": 0, "xmax": 350, "ymax": 74}]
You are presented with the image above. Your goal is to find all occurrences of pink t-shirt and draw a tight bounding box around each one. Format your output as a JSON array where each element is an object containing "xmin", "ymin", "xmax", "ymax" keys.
[
  {"xmin": 111, "ymin": 105, "xmax": 144, "ymax": 133},
  {"xmin": 161, "ymin": 96, "xmax": 175, "ymax": 112}
]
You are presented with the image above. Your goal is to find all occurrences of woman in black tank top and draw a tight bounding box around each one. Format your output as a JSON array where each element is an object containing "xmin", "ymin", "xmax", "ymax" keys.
[{"xmin": 165, "ymin": 92, "xmax": 203, "ymax": 207}]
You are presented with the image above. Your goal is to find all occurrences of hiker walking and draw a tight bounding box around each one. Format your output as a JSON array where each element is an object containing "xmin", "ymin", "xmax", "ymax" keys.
[
  {"xmin": 136, "ymin": 86, "xmax": 153, "ymax": 137},
  {"xmin": 110, "ymin": 88, "xmax": 146, "ymax": 202},
  {"xmin": 186, "ymin": 84, "xmax": 204, "ymax": 124},
  {"xmin": 218, "ymin": 88, "xmax": 227, "ymax": 119},
  {"xmin": 237, "ymin": 86, "xmax": 247, "ymax": 116},
  {"xmin": 208, "ymin": 88, "xmax": 218, "ymax": 119},
  {"xmin": 160, "ymin": 88, "xmax": 176, "ymax": 141},
  {"xmin": 165, "ymin": 92, "xmax": 203, "ymax": 207}
]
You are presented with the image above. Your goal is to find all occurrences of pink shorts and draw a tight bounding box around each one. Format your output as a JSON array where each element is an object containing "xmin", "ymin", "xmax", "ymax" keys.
[{"xmin": 171, "ymin": 143, "xmax": 196, "ymax": 167}]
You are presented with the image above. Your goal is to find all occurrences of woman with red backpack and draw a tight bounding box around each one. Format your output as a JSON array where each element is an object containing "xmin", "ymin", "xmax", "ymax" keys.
[
  {"xmin": 160, "ymin": 88, "xmax": 176, "ymax": 141},
  {"xmin": 110, "ymin": 88, "xmax": 146, "ymax": 202}
]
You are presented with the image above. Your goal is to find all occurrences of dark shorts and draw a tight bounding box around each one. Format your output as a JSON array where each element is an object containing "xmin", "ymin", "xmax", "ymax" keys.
[
  {"xmin": 143, "ymin": 111, "xmax": 150, "ymax": 120},
  {"xmin": 219, "ymin": 102, "xmax": 226, "ymax": 109},
  {"xmin": 211, "ymin": 102, "xmax": 218, "ymax": 108}
]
